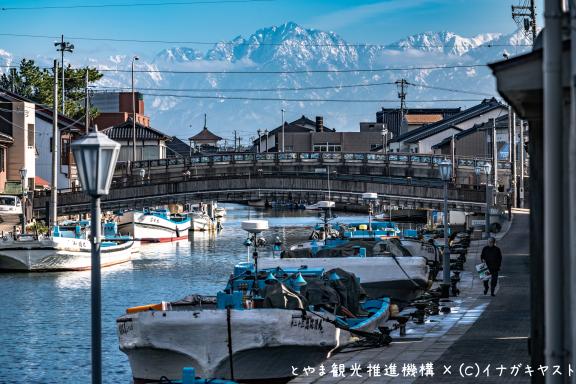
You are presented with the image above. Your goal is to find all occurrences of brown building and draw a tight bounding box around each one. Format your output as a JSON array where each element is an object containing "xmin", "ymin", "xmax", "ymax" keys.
[
  {"xmin": 257, "ymin": 115, "xmax": 383, "ymax": 153},
  {"xmin": 92, "ymin": 92, "xmax": 150, "ymax": 129},
  {"xmin": 375, "ymin": 107, "xmax": 461, "ymax": 137}
]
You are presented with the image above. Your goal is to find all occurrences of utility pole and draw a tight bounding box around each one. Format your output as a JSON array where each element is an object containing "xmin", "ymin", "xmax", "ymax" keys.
[
  {"xmin": 51, "ymin": 60, "xmax": 59, "ymax": 229},
  {"xmin": 85, "ymin": 69, "xmax": 90, "ymax": 134},
  {"xmin": 233, "ymin": 130, "xmax": 237, "ymax": 152},
  {"xmin": 395, "ymin": 79, "xmax": 407, "ymax": 132},
  {"xmin": 131, "ymin": 56, "xmax": 139, "ymax": 163},
  {"xmin": 512, "ymin": 0, "xmax": 537, "ymax": 43},
  {"xmin": 511, "ymin": 111, "xmax": 517, "ymax": 207},
  {"xmin": 520, "ymin": 120, "xmax": 525, "ymax": 207},
  {"xmin": 54, "ymin": 35, "xmax": 74, "ymax": 116},
  {"xmin": 493, "ymin": 118, "xmax": 498, "ymax": 199},
  {"xmin": 10, "ymin": 68, "xmax": 16, "ymax": 93}
]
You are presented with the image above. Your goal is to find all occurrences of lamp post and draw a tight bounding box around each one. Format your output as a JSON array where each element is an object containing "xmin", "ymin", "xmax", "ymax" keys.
[
  {"xmin": 19, "ymin": 167, "xmax": 27, "ymax": 234},
  {"xmin": 475, "ymin": 164, "xmax": 481, "ymax": 190},
  {"xmin": 139, "ymin": 168, "xmax": 146, "ymax": 185},
  {"xmin": 71, "ymin": 129, "xmax": 121, "ymax": 384},
  {"xmin": 482, "ymin": 162, "xmax": 492, "ymax": 239},
  {"xmin": 264, "ymin": 129, "xmax": 269, "ymax": 152},
  {"xmin": 438, "ymin": 159, "xmax": 452, "ymax": 298},
  {"xmin": 362, "ymin": 192, "xmax": 378, "ymax": 233},
  {"xmin": 54, "ymin": 35, "xmax": 74, "ymax": 115},
  {"xmin": 257, "ymin": 129, "xmax": 262, "ymax": 153},
  {"xmin": 131, "ymin": 56, "xmax": 139, "ymax": 164}
]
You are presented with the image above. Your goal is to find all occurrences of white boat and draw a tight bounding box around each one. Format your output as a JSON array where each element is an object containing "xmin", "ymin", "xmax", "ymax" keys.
[
  {"xmin": 118, "ymin": 264, "xmax": 390, "ymax": 382},
  {"xmin": 189, "ymin": 211, "xmax": 218, "ymax": 232},
  {"xmin": 305, "ymin": 200, "xmax": 335, "ymax": 210},
  {"xmin": 117, "ymin": 209, "xmax": 191, "ymax": 242},
  {"xmin": 0, "ymin": 222, "xmax": 134, "ymax": 271},
  {"xmin": 214, "ymin": 206, "xmax": 226, "ymax": 219}
]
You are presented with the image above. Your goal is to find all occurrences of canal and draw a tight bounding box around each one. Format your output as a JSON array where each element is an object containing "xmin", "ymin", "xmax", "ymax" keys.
[{"xmin": 0, "ymin": 204, "xmax": 384, "ymax": 383}]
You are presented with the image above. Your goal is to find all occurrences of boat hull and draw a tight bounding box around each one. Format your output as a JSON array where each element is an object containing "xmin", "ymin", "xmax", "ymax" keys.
[
  {"xmin": 259, "ymin": 257, "xmax": 430, "ymax": 302},
  {"xmin": 118, "ymin": 304, "xmax": 388, "ymax": 382},
  {"xmin": 118, "ymin": 211, "xmax": 191, "ymax": 242},
  {"xmin": 0, "ymin": 237, "xmax": 134, "ymax": 271}
]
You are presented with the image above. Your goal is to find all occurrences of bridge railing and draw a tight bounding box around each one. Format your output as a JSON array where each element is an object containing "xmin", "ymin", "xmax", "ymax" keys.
[{"xmin": 115, "ymin": 151, "xmax": 510, "ymax": 172}]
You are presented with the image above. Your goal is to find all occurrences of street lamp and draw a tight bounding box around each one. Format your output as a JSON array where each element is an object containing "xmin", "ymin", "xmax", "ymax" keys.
[
  {"xmin": 55, "ymin": 35, "xmax": 74, "ymax": 115},
  {"xmin": 19, "ymin": 167, "xmax": 27, "ymax": 234},
  {"xmin": 362, "ymin": 192, "xmax": 378, "ymax": 232},
  {"xmin": 257, "ymin": 129, "xmax": 262, "ymax": 153},
  {"xmin": 139, "ymin": 168, "xmax": 146, "ymax": 185},
  {"xmin": 71, "ymin": 130, "xmax": 121, "ymax": 384},
  {"xmin": 482, "ymin": 162, "xmax": 492, "ymax": 239},
  {"xmin": 438, "ymin": 159, "xmax": 452, "ymax": 298},
  {"xmin": 131, "ymin": 56, "xmax": 139, "ymax": 164}
]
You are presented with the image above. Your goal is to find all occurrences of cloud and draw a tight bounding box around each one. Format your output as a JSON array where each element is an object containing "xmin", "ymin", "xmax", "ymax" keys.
[{"xmin": 310, "ymin": 0, "xmax": 444, "ymax": 31}]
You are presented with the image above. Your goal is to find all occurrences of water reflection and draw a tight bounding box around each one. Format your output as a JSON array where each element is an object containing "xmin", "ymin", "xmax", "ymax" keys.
[{"xmin": 0, "ymin": 203, "xmax": 363, "ymax": 384}]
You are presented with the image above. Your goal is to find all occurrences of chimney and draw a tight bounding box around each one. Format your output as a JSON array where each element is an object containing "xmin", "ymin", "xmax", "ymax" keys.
[{"xmin": 316, "ymin": 116, "xmax": 324, "ymax": 132}]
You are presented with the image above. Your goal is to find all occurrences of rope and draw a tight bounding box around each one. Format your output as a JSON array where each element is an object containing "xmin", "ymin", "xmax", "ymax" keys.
[{"xmin": 391, "ymin": 255, "xmax": 426, "ymax": 289}]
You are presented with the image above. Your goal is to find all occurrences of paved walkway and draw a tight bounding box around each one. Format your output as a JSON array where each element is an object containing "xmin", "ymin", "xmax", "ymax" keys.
[{"xmin": 290, "ymin": 210, "xmax": 530, "ymax": 384}]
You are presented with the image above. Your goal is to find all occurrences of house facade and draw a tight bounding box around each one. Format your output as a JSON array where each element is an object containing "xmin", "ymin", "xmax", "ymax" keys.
[
  {"xmin": 103, "ymin": 119, "xmax": 170, "ymax": 162},
  {"xmin": 389, "ymin": 98, "xmax": 508, "ymax": 154}
]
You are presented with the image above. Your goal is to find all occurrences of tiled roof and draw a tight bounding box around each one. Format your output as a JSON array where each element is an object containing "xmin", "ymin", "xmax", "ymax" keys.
[
  {"xmin": 404, "ymin": 114, "xmax": 443, "ymax": 124},
  {"xmin": 393, "ymin": 98, "xmax": 504, "ymax": 144},
  {"xmin": 189, "ymin": 127, "xmax": 222, "ymax": 142},
  {"xmin": 166, "ymin": 137, "xmax": 190, "ymax": 158},
  {"xmin": 103, "ymin": 119, "xmax": 171, "ymax": 141}
]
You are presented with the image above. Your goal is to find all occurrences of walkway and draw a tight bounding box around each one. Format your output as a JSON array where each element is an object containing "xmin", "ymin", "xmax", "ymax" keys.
[{"xmin": 289, "ymin": 210, "xmax": 530, "ymax": 383}]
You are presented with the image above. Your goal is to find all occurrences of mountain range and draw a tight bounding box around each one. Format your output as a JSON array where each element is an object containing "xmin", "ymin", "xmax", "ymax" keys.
[{"xmin": 0, "ymin": 22, "xmax": 531, "ymax": 144}]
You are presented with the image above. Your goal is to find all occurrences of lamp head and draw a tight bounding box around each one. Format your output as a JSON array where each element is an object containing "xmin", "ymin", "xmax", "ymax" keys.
[
  {"xmin": 438, "ymin": 159, "xmax": 452, "ymax": 181},
  {"xmin": 19, "ymin": 167, "xmax": 27, "ymax": 180},
  {"xmin": 71, "ymin": 131, "xmax": 121, "ymax": 197},
  {"xmin": 483, "ymin": 162, "xmax": 492, "ymax": 175}
]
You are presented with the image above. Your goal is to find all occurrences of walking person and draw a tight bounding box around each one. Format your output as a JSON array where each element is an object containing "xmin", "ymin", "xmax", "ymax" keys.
[{"xmin": 481, "ymin": 237, "xmax": 502, "ymax": 296}]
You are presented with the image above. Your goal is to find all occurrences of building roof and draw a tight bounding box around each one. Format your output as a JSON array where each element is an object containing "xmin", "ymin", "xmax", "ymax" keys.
[
  {"xmin": 103, "ymin": 119, "xmax": 171, "ymax": 141},
  {"xmin": 376, "ymin": 107, "xmax": 461, "ymax": 136},
  {"xmin": 166, "ymin": 136, "xmax": 190, "ymax": 158},
  {"xmin": 432, "ymin": 113, "xmax": 511, "ymax": 149},
  {"xmin": 393, "ymin": 98, "xmax": 504, "ymax": 144},
  {"xmin": 0, "ymin": 88, "xmax": 85, "ymax": 133},
  {"xmin": 404, "ymin": 114, "xmax": 444, "ymax": 125},
  {"xmin": 189, "ymin": 127, "xmax": 222, "ymax": 142},
  {"xmin": 35, "ymin": 175, "xmax": 50, "ymax": 188}
]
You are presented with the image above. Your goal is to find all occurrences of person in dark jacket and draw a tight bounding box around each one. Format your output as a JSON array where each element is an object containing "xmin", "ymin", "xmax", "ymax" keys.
[{"xmin": 481, "ymin": 237, "xmax": 502, "ymax": 296}]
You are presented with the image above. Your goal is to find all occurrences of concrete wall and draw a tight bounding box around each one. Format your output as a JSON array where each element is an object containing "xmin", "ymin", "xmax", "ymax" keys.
[{"xmin": 283, "ymin": 132, "xmax": 383, "ymax": 152}]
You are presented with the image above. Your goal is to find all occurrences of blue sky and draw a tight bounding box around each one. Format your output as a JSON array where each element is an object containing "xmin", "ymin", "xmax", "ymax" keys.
[{"xmin": 0, "ymin": 0, "xmax": 543, "ymax": 62}]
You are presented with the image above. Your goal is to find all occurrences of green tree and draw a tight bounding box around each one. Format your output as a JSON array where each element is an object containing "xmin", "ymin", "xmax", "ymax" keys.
[{"xmin": 0, "ymin": 59, "xmax": 103, "ymax": 120}]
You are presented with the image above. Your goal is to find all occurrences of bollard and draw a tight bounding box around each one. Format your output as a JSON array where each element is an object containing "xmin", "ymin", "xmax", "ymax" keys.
[{"xmin": 182, "ymin": 367, "xmax": 196, "ymax": 384}]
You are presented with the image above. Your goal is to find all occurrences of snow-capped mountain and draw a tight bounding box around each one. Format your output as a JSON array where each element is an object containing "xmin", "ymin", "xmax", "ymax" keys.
[{"xmin": 1, "ymin": 23, "xmax": 532, "ymax": 141}]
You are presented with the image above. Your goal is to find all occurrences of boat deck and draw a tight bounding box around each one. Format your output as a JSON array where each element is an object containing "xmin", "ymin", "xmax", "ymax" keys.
[{"xmin": 290, "ymin": 210, "xmax": 529, "ymax": 383}]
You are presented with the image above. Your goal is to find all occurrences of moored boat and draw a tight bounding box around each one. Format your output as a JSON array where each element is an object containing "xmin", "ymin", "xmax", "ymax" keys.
[
  {"xmin": 117, "ymin": 263, "xmax": 390, "ymax": 382},
  {"xmin": 118, "ymin": 209, "xmax": 191, "ymax": 242},
  {"xmin": 0, "ymin": 221, "xmax": 135, "ymax": 271}
]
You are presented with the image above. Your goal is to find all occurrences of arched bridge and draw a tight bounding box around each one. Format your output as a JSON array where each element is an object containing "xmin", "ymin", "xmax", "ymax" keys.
[{"xmin": 33, "ymin": 152, "xmax": 510, "ymax": 216}]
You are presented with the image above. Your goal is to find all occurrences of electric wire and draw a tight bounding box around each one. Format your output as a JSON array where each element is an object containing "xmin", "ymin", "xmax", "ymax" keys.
[{"xmin": 0, "ymin": 0, "xmax": 275, "ymax": 11}]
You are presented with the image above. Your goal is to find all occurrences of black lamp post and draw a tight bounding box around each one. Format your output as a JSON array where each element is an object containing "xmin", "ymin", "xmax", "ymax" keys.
[
  {"xmin": 71, "ymin": 130, "xmax": 120, "ymax": 384},
  {"xmin": 439, "ymin": 159, "xmax": 452, "ymax": 298}
]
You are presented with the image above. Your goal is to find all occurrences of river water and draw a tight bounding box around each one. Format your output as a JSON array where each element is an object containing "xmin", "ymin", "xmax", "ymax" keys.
[{"xmin": 0, "ymin": 204, "xmax": 372, "ymax": 384}]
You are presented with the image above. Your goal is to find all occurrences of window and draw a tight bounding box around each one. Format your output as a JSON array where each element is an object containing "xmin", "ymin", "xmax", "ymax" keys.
[
  {"xmin": 0, "ymin": 147, "xmax": 4, "ymax": 172},
  {"xmin": 61, "ymin": 138, "xmax": 70, "ymax": 165},
  {"xmin": 313, "ymin": 144, "xmax": 341, "ymax": 152},
  {"xmin": 27, "ymin": 124, "xmax": 35, "ymax": 148}
]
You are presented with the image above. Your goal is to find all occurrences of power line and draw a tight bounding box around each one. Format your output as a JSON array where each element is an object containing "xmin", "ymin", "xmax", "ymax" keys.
[
  {"xmin": 92, "ymin": 81, "xmax": 398, "ymax": 93},
  {"xmin": 0, "ymin": 0, "xmax": 274, "ymax": 11},
  {"xmin": 0, "ymin": 32, "xmax": 532, "ymax": 48},
  {"xmin": 407, "ymin": 82, "xmax": 494, "ymax": 96},
  {"xmin": 140, "ymin": 92, "xmax": 486, "ymax": 103},
  {"xmin": 96, "ymin": 64, "xmax": 487, "ymax": 75}
]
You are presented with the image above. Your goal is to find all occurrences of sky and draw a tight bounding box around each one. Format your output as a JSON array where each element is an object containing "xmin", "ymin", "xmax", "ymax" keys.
[{"xmin": 0, "ymin": 0, "xmax": 543, "ymax": 62}]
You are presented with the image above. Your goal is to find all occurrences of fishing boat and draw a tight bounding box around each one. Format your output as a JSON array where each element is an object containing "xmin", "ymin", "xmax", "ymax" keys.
[
  {"xmin": 263, "ymin": 202, "xmax": 434, "ymax": 302},
  {"xmin": 117, "ymin": 263, "xmax": 390, "ymax": 382},
  {"xmin": 0, "ymin": 221, "xmax": 135, "ymax": 271},
  {"xmin": 117, "ymin": 209, "xmax": 191, "ymax": 242},
  {"xmin": 263, "ymin": 239, "xmax": 432, "ymax": 302}
]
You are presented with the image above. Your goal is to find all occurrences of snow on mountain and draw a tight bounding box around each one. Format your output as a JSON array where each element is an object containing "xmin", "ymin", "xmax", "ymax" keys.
[{"xmin": 0, "ymin": 23, "xmax": 532, "ymax": 139}]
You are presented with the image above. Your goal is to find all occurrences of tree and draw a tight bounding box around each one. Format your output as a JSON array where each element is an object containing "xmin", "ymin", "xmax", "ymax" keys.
[{"xmin": 0, "ymin": 59, "xmax": 103, "ymax": 120}]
